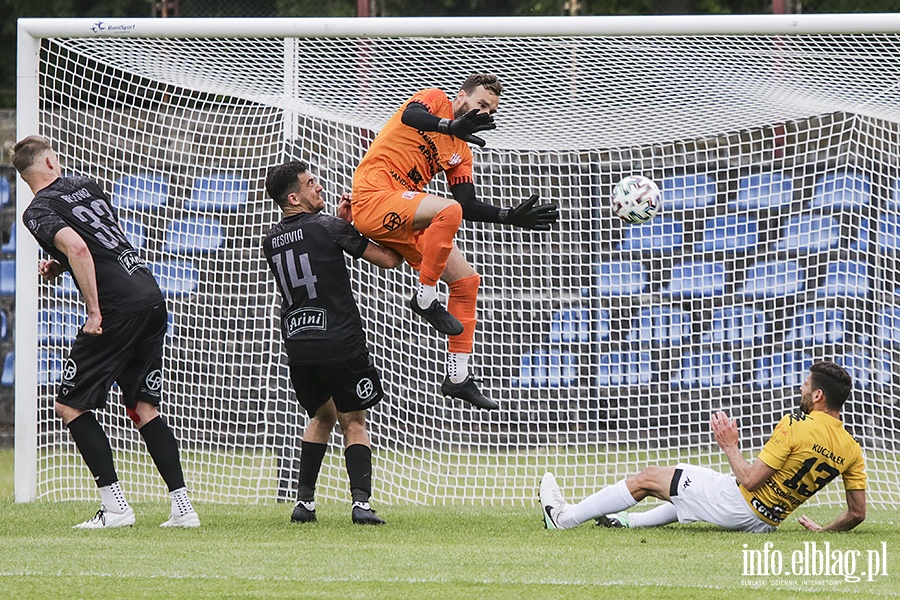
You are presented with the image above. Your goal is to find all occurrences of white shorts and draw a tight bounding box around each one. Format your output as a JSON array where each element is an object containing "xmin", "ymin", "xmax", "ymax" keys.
[{"xmin": 669, "ymin": 464, "xmax": 776, "ymax": 533}]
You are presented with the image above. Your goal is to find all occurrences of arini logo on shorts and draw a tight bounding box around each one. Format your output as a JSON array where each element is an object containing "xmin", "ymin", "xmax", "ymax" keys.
[{"xmin": 356, "ymin": 378, "xmax": 376, "ymax": 401}]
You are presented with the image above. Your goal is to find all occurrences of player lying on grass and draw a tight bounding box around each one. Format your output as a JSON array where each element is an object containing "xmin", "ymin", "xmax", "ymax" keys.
[{"xmin": 541, "ymin": 361, "xmax": 866, "ymax": 533}]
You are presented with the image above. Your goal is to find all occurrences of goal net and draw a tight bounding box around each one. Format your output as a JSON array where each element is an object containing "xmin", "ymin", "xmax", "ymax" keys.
[{"xmin": 15, "ymin": 16, "xmax": 900, "ymax": 510}]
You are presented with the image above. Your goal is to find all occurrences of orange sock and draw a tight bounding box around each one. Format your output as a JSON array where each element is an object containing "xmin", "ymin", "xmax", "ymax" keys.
[
  {"xmin": 448, "ymin": 274, "xmax": 480, "ymax": 354},
  {"xmin": 418, "ymin": 203, "xmax": 462, "ymax": 286}
]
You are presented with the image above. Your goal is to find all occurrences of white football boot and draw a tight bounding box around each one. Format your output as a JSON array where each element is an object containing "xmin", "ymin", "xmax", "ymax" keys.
[
  {"xmin": 540, "ymin": 472, "xmax": 570, "ymax": 530},
  {"xmin": 73, "ymin": 505, "xmax": 136, "ymax": 529}
]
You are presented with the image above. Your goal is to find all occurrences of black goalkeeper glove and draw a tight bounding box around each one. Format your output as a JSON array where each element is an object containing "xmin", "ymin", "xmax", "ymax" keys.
[
  {"xmin": 437, "ymin": 109, "xmax": 496, "ymax": 147},
  {"xmin": 500, "ymin": 195, "xmax": 560, "ymax": 231}
]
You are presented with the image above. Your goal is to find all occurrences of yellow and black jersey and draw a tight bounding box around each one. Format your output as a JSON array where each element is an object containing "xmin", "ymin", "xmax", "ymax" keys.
[{"xmin": 739, "ymin": 411, "xmax": 866, "ymax": 527}]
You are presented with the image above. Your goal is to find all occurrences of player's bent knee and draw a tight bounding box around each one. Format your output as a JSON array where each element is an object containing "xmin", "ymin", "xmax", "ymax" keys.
[
  {"xmin": 434, "ymin": 202, "xmax": 463, "ymax": 227},
  {"xmin": 633, "ymin": 466, "xmax": 674, "ymax": 491},
  {"xmin": 449, "ymin": 273, "xmax": 480, "ymax": 298},
  {"xmin": 337, "ymin": 411, "xmax": 367, "ymax": 431},
  {"xmin": 310, "ymin": 413, "xmax": 338, "ymax": 429},
  {"xmin": 55, "ymin": 402, "xmax": 85, "ymax": 424},
  {"xmin": 131, "ymin": 402, "xmax": 160, "ymax": 427}
]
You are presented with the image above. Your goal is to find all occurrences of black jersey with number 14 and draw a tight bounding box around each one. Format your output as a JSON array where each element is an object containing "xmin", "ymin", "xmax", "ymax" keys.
[
  {"xmin": 22, "ymin": 176, "xmax": 163, "ymax": 319},
  {"xmin": 263, "ymin": 212, "xmax": 369, "ymax": 364}
]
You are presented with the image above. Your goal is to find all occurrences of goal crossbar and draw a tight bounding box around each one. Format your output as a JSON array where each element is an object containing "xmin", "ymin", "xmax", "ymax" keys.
[{"xmin": 18, "ymin": 14, "xmax": 900, "ymax": 39}]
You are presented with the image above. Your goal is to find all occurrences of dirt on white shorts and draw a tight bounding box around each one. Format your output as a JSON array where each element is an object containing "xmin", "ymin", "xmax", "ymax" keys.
[{"xmin": 669, "ymin": 463, "xmax": 776, "ymax": 533}]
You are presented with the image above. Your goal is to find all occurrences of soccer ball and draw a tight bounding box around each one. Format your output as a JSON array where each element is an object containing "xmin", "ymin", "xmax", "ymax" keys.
[{"xmin": 611, "ymin": 175, "xmax": 661, "ymax": 224}]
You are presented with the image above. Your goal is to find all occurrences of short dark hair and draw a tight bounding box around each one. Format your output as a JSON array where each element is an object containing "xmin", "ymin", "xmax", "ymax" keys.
[
  {"xmin": 265, "ymin": 160, "xmax": 309, "ymax": 207},
  {"xmin": 11, "ymin": 135, "xmax": 53, "ymax": 175},
  {"xmin": 809, "ymin": 361, "xmax": 852, "ymax": 410},
  {"xmin": 460, "ymin": 73, "xmax": 503, "ymax": 97}
]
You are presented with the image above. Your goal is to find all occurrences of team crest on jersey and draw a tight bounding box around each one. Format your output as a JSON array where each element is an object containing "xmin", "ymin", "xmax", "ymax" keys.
[
  {"xmin": 283, "ymin": 307, "xmax": 326, "ymax": 337},
  {"xmin": 356, "ymin": 377, "xmax": 376, "ymax": 401},
  {"xmin": 406, "ymin": 167, "xmax": 424, "ymax": 186},
  {"xmin": 448, "ymin": 153, "xmax": 462, "ymax": 166},
  {"xmin": 382, "ymin": 212, "xmax": 404, "ymax": 231}
]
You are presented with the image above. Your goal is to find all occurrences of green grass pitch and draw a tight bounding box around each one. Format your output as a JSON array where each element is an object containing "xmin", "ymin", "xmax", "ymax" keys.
[{"xmin": 0, "ymin": 449, "xmax": 897, "ymax": 599}]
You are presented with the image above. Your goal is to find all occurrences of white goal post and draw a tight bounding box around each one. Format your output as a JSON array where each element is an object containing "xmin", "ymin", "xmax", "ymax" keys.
[{"xmin": 15, "ymin": 15, "xmax": 900, "ymax": 510}]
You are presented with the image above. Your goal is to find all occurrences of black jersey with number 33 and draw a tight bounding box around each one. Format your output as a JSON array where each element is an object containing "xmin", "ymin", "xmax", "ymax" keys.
[
  {"xmin": 263, "ymin": 212, "xmax": 369, "ymax": 364},
  {"xmin": 22, "ymin": 176, "xmax": 163, "ymax": 319}
]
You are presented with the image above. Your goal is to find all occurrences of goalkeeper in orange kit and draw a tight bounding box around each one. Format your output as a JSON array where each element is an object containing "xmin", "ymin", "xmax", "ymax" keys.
[{"xmin": 350, "ymin": 73, "xmax": 559, "ymax": 410}]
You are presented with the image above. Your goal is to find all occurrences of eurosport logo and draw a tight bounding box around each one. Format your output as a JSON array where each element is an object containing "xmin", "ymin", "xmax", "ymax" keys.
[
  {"xmin": 741, "ymin": 541, "xmax": 889, "ymax": 585},
  {"xmin": 91, "ymin": 21, "xmax": 137, "ymax": 33}
]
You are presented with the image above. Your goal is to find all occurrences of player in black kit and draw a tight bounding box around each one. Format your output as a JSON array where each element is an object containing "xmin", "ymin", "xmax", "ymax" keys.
[
  {"xmin": 264, "ymin": 160, "xmax": 403, "ymax": 525},
  {"xmin": 12, "ymin": 136, "xmax": 199, "ymax": 529}
]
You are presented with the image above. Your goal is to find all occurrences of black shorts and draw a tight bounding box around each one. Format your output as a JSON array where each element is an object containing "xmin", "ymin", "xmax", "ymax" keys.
[
  {"xmin": 289, "ymin": 350, "xmax": 384, "ymax": 417},
  {"xmin": 56, "ymin": 304, "xmax": 168, "ymax": 411}
]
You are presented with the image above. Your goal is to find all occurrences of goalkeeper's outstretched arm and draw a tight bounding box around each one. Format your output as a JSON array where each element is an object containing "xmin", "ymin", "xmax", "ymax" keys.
[{"xmin": 450, "ymin": 183, "xmax": 559, "ymax": 231}]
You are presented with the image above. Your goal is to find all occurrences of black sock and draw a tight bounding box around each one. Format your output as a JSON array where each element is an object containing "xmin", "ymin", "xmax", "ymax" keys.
[
  {"xmin": 138, "ymin": 415, "xmax": 186, "ymax": 492},
  {"xmin": 344, "ymin": 444, "xmax": 372, "ymax": 504},
  {"xmin": 298, "ymin": 441, "xmax": 327, "ymax": 502},
  {"xmin": 66, "ymin": 412, "xmax": 118, "ymax": 488}
]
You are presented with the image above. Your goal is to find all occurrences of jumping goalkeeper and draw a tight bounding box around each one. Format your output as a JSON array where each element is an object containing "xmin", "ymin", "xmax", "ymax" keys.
[{"xmin": 350, "ymin": 73, "xmax": 559, "ymax": 410}]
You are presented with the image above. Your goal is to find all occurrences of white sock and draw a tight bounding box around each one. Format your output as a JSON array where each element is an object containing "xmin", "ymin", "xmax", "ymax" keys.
[
  {"xmin": 564, "ymin": 480, "xmax": 638, "ymax": 528},
  {"xmin": 99, "ymin": 481, "xmax": 130, "ymax": 513},
  {"xmin": 628, "ymin": 503, "xmax": 679, "ymax": 528},
  {"xmin": 416, "ymin": 283, "xmax": 437, "ymax": 309},
  {"xmin": 170, "ymin": 487, "xmax": 195, "ymax": 517},
  {"xmin": 447, "ymin": 352, "xmax": 470, "ymax": 383}
]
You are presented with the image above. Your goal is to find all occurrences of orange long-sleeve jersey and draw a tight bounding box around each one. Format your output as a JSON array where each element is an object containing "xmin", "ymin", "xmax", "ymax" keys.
[{"xmin": 353, "ymin": 88, "xmax": 474, "ymax": 195}]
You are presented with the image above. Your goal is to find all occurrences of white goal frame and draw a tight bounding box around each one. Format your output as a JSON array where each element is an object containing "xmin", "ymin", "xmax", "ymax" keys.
[{"xmin": 15, "ymin": 14, "xmax": 900, "ymax": 506}]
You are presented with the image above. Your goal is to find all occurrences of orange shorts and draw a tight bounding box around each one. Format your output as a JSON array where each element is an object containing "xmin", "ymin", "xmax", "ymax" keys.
[{"xmin": 351, "ymin": 187, "xmax": 429, "ymax": 270}]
